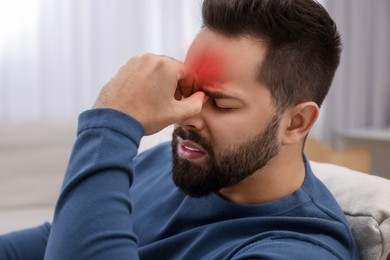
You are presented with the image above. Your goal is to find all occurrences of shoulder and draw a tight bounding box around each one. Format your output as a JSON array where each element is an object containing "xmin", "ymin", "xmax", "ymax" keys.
[
  {"xmin": 232, "ymin": 236, "xmax": 353, "ymax": 260},
  {"xmin": 134, "ymin": 141, "xmax": 172, "ymax": 168},
  {"xmin": 132, "ymin": 141, "xmax": 173, "ymax": 187},
  {"xmin": 301, "ymin": 159, "xmax": 349, "ymax": 222}
]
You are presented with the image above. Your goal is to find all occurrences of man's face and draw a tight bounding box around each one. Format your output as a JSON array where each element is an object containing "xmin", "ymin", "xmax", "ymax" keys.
[{"xmin": 172, "ymin": 29, "xmax": 281, "ymax": 197}]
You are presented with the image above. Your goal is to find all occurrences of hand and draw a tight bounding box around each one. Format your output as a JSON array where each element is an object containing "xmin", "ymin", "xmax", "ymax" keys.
[{"xmin": 94, "ymin": 54, "xmax": 206, "ymax": 135}]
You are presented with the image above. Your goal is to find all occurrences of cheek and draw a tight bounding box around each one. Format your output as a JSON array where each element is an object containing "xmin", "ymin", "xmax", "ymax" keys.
[
  {"xmin": 205, "ymin": 111, "xmax": 269, "ymax": 151},
  {"xmin": 204, "ymin": 115, "xmax": 251, "ymax": 151}
]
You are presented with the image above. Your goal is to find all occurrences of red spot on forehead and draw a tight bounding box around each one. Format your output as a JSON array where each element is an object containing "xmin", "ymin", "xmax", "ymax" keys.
[{"xmin": 188, "ymin": 49, "xmax": 225, "ymax": 91}]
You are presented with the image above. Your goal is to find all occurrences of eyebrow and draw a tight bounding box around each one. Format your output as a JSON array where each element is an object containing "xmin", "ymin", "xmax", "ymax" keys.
[{"xmin": 201, "ymin": 88, "xmax": 244, "ymax": 103}]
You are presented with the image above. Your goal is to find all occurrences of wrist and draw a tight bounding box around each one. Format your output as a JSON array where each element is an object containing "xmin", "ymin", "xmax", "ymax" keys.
[{"xmin": 80, "ymin": 108, "xmax": 145, "ymax": 140}]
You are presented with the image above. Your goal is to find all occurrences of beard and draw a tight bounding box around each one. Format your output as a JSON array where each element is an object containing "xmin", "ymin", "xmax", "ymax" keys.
[{"xmin": 171, "ymin": 113, "xmax": 281, "ymax": 197}]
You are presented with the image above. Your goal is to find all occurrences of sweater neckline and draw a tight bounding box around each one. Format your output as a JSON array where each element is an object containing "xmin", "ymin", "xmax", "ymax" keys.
[{"xmin": 190, "ymin": 157, "xmax": 315, "ymax": 217}]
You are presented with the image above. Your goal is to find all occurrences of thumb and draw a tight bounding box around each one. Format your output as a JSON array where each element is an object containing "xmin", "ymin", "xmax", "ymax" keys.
[{"xmin": 175, "ymin": 91, "xmax": 207, "ymax": 119}]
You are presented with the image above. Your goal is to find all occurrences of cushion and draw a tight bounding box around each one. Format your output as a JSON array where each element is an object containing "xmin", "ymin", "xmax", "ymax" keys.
[{"xmin": 312, "ymin": 161, "xmax": 390, "ymax": 260}]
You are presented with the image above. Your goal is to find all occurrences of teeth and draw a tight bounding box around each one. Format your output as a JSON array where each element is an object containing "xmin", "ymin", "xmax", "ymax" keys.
[{"xmin": 184, "ymin": 145, "xmax": 200, "ymax": 152}]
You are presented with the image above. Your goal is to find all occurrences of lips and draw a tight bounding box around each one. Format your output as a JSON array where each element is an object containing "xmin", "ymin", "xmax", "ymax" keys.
[{"xmin": 177, "ymin": 137, "xmax": 207, "ymax": 161}]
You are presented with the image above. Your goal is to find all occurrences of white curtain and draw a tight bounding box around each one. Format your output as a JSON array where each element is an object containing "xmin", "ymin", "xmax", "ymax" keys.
[
  {"xmin": 312, "ymin": 0, "xmax": 390, "ymax": 142},
  {"xmin": 2, "ymin": 0, "xmax": 389, "ymax": 144},
  {"xmin": 0, "ymin": 0, "xmax": 203, "ymax": 122}
]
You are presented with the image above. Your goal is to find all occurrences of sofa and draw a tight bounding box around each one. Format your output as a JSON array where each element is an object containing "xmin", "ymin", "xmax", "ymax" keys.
[{"xmin": 0, "ymin": 122, "xmax": 389, "ymax": 259}]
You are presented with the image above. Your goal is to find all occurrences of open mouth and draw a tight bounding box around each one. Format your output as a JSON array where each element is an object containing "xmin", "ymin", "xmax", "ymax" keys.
[{"xmin": 176, "ymin": 137, "xmax": 207, "ymax": 161}]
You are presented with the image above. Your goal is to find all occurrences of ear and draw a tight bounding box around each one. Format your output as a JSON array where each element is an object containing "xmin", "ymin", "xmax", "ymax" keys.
[{"xmin": 280, "ymin": 102, "xmax": 320, "ymax": 145}]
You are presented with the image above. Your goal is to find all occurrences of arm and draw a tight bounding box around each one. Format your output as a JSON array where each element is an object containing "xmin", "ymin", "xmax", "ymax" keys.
[
  {"xmin": 44, "ymin": 109, "xmax": 143, "ymax": 260},
  {"xmin": 44, "ymin": 54, "xmax": 205, "ymax": 259},
  {"xmin": 0, "ymin": 223, "xmax": 51, "ymax": 260}
]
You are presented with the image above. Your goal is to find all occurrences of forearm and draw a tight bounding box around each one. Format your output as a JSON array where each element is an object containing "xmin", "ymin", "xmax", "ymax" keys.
[
  {"xmin": 44, "ymin": 109, "xmax": 144, "ymax": 260},
  {"xmin": 0, "ymin": 223, "xmax": 51, "ymax": 260}
]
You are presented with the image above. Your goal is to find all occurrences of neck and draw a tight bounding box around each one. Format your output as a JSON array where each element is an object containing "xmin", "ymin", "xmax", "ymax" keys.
[{"xmin": 218, "ymin": 148, "xmax": 306, "ymax": 205}]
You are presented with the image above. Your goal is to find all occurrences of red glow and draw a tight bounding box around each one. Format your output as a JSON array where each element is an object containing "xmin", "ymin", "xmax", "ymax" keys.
[{"xmin": 187, "ymin": 49, "xmax": 224, "ymax": 91}]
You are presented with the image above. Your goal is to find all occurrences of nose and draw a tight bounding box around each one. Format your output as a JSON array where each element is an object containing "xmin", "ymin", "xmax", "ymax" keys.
[{"xmin": 177, "ymin": 108, "xmax": 206, "ymax": 132}]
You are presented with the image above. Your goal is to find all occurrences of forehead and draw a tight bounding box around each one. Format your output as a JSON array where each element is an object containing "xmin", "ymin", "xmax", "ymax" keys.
[{"xmin": 185, "ymin": 29, "xmax": 267, "ymax": 84}]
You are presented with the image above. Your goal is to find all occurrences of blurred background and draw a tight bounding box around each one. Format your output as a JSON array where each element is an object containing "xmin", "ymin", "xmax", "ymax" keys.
[{"xmin": 0, "ymin": 0, "xmax": 389, "ymax": 233}]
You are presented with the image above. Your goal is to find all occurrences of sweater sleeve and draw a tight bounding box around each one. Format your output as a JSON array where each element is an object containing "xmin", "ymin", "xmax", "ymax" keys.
[
  {"xmin": 0, "ymin": 223, "xmax": 51, "ymax": 260},
  {"xmin": 44, "ymin": 108, "xmax": 144, "ymax": 260}
]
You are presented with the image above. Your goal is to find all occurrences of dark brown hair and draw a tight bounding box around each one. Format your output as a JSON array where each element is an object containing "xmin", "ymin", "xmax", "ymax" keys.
[{"xmin": 202, "ymin": 0, "xmax": 342, "ymax": 111}]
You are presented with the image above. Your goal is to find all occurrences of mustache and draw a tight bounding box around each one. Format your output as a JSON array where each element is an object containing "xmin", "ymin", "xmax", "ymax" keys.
[{"xmin": 172, "ymin": 127, "xmax": 214, "ymax": 155}]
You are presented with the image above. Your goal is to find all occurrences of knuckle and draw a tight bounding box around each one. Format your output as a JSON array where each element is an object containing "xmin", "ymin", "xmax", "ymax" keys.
[
  {"xmin": 142, "ymin": 53, "xmax": 155, "ymax": 60},
  {"xmin": 154, "ymin": 57, "xmax": 168, "ymax": 69},
  {"xmin": 128, "ymin": 55, "xmax": 141, "ymax": 64}
]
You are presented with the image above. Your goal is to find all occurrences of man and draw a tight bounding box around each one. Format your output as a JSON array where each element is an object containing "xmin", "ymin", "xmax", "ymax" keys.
[{"xmin": 1, "ymin": 0, "xmax": 359, "ymax": 259}]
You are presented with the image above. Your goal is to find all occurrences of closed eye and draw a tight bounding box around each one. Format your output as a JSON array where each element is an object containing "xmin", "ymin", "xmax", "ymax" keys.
[
  {"xmin": 200, "ymin": 88, "xmax": 244, "ymax": 111},
  {"xmin": 210, "ymin": 98, "xmax": 235, "ymax": 111}
]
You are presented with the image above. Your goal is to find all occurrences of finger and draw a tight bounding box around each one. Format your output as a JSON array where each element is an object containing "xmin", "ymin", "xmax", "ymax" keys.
[
  {"xmin": 175, "ymin": 91, "xmax": 207, "ymax": 120},
  {"xmin": 178, "ymin": 65, "xmax": 195, "ymax": 98},
  {"xmin": 158, "ymin": 56, "xmax": 191, "ymax": 97}
]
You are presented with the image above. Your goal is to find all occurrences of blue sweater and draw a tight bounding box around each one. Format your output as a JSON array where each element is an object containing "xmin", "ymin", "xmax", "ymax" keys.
[{"xmin": 0, "ymin": 109, "xmax": 359, "ymax": 259}]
